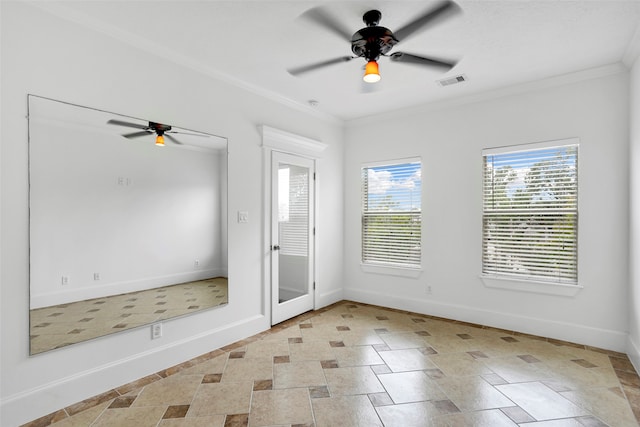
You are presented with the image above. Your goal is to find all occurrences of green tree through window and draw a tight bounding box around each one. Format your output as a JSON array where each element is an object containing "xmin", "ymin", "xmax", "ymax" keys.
[
  {"xmin": 482, "ymin": 143, "xmax": 578, "ymax": 284},
  {"xmin": 361, "ymin": 159, "xmax": 422, "ymax": 268}
]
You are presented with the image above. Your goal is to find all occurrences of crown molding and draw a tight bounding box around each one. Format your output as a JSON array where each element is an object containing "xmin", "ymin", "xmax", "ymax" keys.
[
  {"xmin": 25, "ymin": 2, "xmax": 634, "ymax": 130},
  {"xmin": 346, "ymin": 63, "xmax": 628, "ymax": 128},
  {"xmin": 26, "ymin": 2, "xmax": 343, "ymax": 127}
]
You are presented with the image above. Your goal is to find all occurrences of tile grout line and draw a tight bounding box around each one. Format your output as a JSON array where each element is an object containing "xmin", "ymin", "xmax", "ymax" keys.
[{"xmin": 20, "ymin": 299, "xmax": 640, "ymax": 427}]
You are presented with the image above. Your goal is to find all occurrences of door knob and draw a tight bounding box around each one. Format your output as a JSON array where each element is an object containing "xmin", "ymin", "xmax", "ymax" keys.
[{"xmin": 272, "ymin": 245, "xmax": 280, "ymax": 251}]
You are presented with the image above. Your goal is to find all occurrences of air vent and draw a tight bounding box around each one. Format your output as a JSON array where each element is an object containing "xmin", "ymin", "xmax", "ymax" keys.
[{"xmin": 437, "ymin": 74, "xmax": 467, "ymax": 87}]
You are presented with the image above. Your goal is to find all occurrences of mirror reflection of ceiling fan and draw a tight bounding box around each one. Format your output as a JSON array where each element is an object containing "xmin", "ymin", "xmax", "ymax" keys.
[
  {"xmin": 287, "ymin": 0, "xmax": 462, "ymax": 83},
  {"xmin": 107, "ymin": 119, "xmax": 208, "ymax": 146}
]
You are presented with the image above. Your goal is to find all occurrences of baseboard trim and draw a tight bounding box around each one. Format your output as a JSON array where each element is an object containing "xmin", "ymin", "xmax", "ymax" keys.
[
  {"xmin": 316, "ymin": 287, "xmax": 343, "ymax": 309},
  {"xmin": 1, "ymin": 314, "xmax": 267, "ymax": 427},
  {"xmin": 344, "ymin": 288, "xmax": 627, "ymax": 352},
  {"xmin": 627, "ymin": 335, "xmax": 640, "ymax": 373},
  {"xmin": 7, "ymin": 291, "xmax": 630, "ymax": 426}
]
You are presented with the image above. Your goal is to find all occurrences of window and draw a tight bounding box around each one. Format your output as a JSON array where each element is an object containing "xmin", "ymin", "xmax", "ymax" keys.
[
  {"xmin": 361, "ymin": 159, "xmax": 422, "ymax": 269},
  {"xmin": 482, "ymin": 141, "xmax": 578, "ymax": 284}
]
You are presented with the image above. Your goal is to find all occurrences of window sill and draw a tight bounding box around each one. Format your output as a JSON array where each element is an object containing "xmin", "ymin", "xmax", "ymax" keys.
[
  {"xmin": 361, "ymin": 263, "xmax": 423, "ymax": 278},
  {"xmin": 480, "ymin": 274, "xmax": 583, "ymax": 297}
]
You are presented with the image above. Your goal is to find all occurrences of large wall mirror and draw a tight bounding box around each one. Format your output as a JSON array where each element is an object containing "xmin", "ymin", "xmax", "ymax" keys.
[{"xmin": 28, "ymin": 95, "xmax": 228, "ymax": 355}]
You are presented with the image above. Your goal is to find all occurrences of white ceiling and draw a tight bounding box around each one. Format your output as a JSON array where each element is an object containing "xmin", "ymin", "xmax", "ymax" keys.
[{"xmin": 40, "ymin": 0, "xmax": 640, "ymax": 121}]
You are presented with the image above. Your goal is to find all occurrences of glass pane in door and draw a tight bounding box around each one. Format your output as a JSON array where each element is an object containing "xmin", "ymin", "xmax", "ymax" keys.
[{"xmin": 277, "ymin": 163, "xmax": 309, "ymax": 303}]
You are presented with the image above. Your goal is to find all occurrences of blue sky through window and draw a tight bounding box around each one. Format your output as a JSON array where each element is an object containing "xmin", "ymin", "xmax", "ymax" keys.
[
  {"xmin": 364, "ymin": 162, "xmax": 421, "ymax": 212},
  {"xmin": 486, "ymin": 146, "xmax": 576, "ymax": 170},
  {"xmin": 485, "ymin": 146, "xmax": 576, "ymax": 201}
]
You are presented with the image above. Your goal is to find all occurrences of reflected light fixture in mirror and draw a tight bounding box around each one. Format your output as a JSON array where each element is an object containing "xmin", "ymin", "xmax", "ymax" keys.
[{"xmin": 27, "ymin": 95, "xmax": 228, "ymax": 355}]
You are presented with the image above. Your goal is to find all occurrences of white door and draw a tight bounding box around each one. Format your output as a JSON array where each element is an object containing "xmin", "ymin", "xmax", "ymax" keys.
[{"xmin": 271, "ymin": 152, "xmax": 315, "ymax": 325}]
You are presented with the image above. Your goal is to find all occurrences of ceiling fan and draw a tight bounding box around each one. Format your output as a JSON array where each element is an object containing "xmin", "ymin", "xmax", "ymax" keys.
[
  {"xmin": 287, "ymin": 0, "xmax": 461, "ymax": 83},
  {"xmin": 107, "ymin": 119, "xmax": 206, "ymax": 147}
]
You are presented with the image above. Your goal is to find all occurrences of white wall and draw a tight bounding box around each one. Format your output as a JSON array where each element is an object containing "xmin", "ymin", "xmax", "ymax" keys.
[
  {"xmin": 344, "ymin": 66, "xmax": 630, "ymax": 352},
  {"xmin": 0, "ymin": 2, "xmax": 344, "ymax": 426},
  {"xmin": 629, "ymin": 56, "xmax": 640, "ymax": 369}
]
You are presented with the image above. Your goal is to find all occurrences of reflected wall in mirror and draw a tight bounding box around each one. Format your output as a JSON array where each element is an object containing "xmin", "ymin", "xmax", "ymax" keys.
[{"xmin": 28, "ymin": 95, "xmax": 228, "ymax": 355}]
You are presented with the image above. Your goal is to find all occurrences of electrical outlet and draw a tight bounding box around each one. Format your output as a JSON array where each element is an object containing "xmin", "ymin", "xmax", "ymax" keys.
[
  {"xmin": 93, "ymin": 273, "xmax": 100, "ymax": 281},
  {"xmin": 426, "ymin": 285, "xmax": 433, "ymax": 295},
  {"xmin": 117, "ymin": 176, "xmax": 132, "ymax": 186},
  {"xmin": 61, "ymin": 276, "xmax": 69, "ymax": 286},
  {"xmin": 151, "ymin": 323, "xmax": 162, "ymax": 339},
  {"xmin": 194, "ymin": 259, "xmax": 200, "ymax": 268},
  {"xmin": 238, "ymin": 211, "xmax": 249, "ymax": 223}
]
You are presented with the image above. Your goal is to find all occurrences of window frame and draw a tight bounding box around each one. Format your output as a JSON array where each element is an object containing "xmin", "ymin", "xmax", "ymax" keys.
[
  {"xmin": 480, "ymin": 139, "xmax": 580, "ymax": 292},
  {"xmin": 360, "ymin": 157, "xmax": 423, "ymax": 277}
]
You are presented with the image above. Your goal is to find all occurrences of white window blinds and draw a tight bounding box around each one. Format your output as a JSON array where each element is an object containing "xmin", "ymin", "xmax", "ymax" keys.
[
  {"xmin": 482, "ymin": 142, "xmax": 578, "ymax": 284},
  {"xmin": 361, "ymin": 159, "xmax": 422, "ymax": 268},
  {"xmin": 279, "ymin": 164, "xmax": 309, "ymax": 257}
]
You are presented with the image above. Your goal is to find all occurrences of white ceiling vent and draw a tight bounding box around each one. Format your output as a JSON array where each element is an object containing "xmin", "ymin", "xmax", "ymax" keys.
[{"xmin": 437, "ymin": 74, "xmax": 467, "ymax": 87}]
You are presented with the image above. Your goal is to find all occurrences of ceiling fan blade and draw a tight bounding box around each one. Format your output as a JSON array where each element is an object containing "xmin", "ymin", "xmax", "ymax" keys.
[
  {"xmin": 301, "ymin": 7, "xmax": 352, "ymax": 42},
  {"xmin": 107, "ymin": 119, "xmax": 149, "ymax": 130},
  {"xmin": 288, "ymin": 56, "xmax": 354, "ymax": 76},
  {"xmin": 164, "ymin": 133, "xmax": 183, "ymax": 145},
  {"xmin": 390, "ymin": 52, "xmax": 457, "ymax": 70},
  {"xmin": 393, "ymin": 0, "xmax": 461, "ymax": 43},
  {"xmin": 122, "ymin": 130, "xmax": 152, "ymax": 139}
]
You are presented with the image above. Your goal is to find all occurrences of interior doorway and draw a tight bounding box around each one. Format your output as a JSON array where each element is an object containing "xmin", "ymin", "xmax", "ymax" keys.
[{"xmin": 270, "ymin": 151, "xmax": 315, "ymax": 325}]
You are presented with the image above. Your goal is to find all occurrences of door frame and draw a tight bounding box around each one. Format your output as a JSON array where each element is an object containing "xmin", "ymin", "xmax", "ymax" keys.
[
  {"xmin": 270, "ymin": 152, "xmax": 315, "ymax": 324},
  {"xmin": 260, "ymin": 126, "xmax": 327, "ymax": 325}
]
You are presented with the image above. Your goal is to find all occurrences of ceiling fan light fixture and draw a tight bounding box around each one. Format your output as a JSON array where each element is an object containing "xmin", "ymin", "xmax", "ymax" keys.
[
  {"xmin": 155, "ymin": 134, "xmax": 165, "ymax": 146},
  {"xmin": 363, "ymin": 60, "xmax": 381, "ymax": 83}
]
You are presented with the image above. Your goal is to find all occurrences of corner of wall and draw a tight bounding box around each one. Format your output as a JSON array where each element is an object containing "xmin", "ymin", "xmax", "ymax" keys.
[
  {"xmin": 628, "ymin": 49, "xmax": 640, "ymax": 363},
  {"xmin": 624, "ymin": 21, "xmax": 640, "ymax": 69},
  {"xmin": 317, "ymin": 288, "xmax": 343, "ymax": 309},
  {"xmin": 628, "ymin": 333, "xmax": 640, "ymax": 374}
]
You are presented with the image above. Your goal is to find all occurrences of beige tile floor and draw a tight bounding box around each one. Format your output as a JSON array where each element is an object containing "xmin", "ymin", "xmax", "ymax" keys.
[
  {"xmin": 30, "ymin": 278, "xmax": 228, "ymax": 354},
  {"xmin": 24, "ymin": 301, "xmax": 640, "ymax": 427}
]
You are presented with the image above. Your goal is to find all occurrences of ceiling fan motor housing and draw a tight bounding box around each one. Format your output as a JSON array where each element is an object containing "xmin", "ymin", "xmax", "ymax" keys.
[
  {"xmin": 351, "ymin": 10, "xmax": 398, "ymax": 61},
  {"xmin": 149, "ymin": 122, "xmax": 172, "ymax": 134}
]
